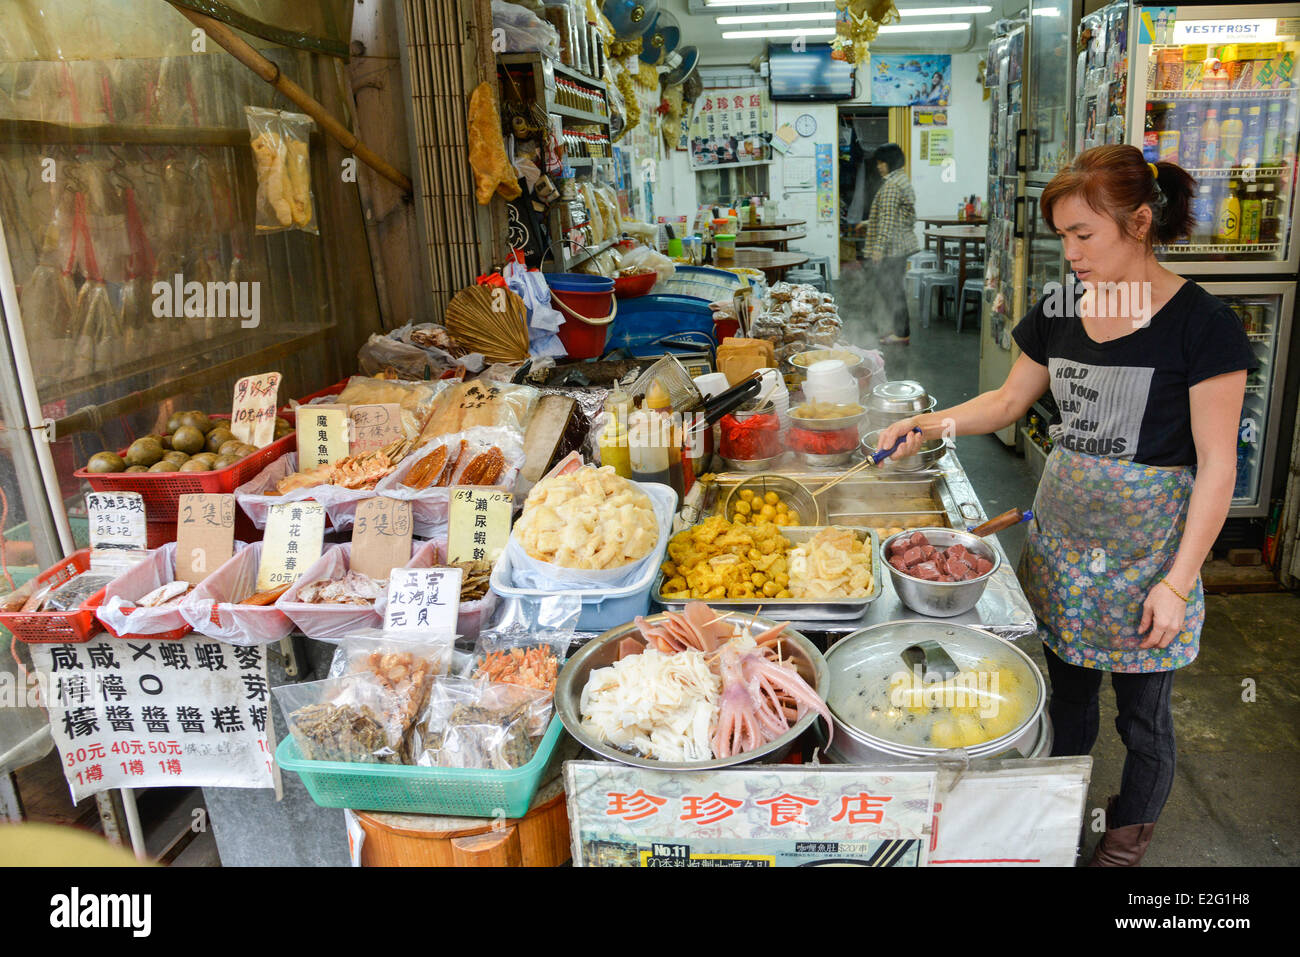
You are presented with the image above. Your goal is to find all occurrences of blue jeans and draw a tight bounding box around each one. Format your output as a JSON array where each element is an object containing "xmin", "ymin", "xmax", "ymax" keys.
[{"xmin": 1043, "ymin": 642, "xmax": 1177, "ymax": 827}]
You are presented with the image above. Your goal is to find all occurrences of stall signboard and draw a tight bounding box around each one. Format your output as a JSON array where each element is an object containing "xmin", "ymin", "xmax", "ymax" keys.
[
  {"xmin": 30, "ymin": 637, "xmax": 275, "ymax": 802},
  {"xmin": 175, "ymin": 493, "xmax": 236, "ymax": 584},
  {"xmin": 383, "ymin": 567, "xmax": 461, "ymax": 635},
  {"xmin": 913, "ymin": 107, "xmax": 948, "ymax": 126},
  {"xmin": 296, "ymin": 406, "xmax": 349, "ymax": 470},
  {"xmin": 258, "ymin": 502, "xmax": 325, "ymax": 591},
  {"xmin": 447, "ymin": 487, "xmax": 512, "ymax": 564},
  {"xmin": 565, "ymin": 763, "xmax": 935, "ymax": 867},
  {"xmin": 86, "ymin": 491, "xmax": 147, "ymax": 576},
  {"xmin": 230, "ymin": 372, "xmax": 281, "ymax": 448},
  {"xmin": 871, "ymin": 55, "xmax": 952, "ymax": 107},
  {"xmin": 351, "ymin": 498, "xmax": 413, "ymax": 580},
  {"xmin": 690, "ymin": 86, "xmax": 773, "ymax": 169},
  {"xmin": 348, "ymin": 403, "xmax": 404, "ymax": 454}
]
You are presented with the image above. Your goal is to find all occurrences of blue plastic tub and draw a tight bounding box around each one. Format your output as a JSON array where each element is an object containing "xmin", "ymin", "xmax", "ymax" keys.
[
  {"xmin": 651, "ymin": 265, "xmax": 744, "ymax": 301},
  {"xmin": 604, "ymin": 294, "xmax": 716, "ymax": 357}
]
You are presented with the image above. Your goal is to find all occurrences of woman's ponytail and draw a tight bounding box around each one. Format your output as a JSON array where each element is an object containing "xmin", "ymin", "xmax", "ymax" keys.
[{"xmin": 1151, "ymin": 161, "xmax": 1197, "ymax": 244}]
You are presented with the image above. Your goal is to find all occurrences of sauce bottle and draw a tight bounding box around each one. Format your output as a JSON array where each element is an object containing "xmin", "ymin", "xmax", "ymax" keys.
[
  {"xmin": 628, "ymin": 405, "xmax": 670, "ymax": 487},
  {"xmin": 643, "ymin": 380, "xmax": 686, "ymax": 497},
  {"xmin": 598, "ymin": 393, "xmax": 632, "ymax": 478}
]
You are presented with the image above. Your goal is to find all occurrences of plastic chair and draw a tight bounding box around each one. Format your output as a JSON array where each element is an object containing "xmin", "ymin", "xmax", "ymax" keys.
[
  {"xmin": 784, "ymin": 267, "xmax": 826, "ymax": 291},
  {"xmin": 919, "ymin": 272, "xmax": 958, "ymax": 325},
  {"xmin": 957, "ymin": 278, "xmax": 985, "ymax": 333},
  {"xmin": 907, "ymin": 251, "xmax": 938, "ymax": 272}
]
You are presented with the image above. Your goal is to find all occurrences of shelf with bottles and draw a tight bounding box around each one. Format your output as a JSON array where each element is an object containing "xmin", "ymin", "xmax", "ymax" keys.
[
  {"xmin": 1151, "ymin": 87, "xmax": 1296, "ymax": 101},
  {"xmin": 1160, "ymin": 242, "xmax": 1282, "ymax": 255},
  {"xmin": 1180, "ymin": 165, "xmax": 1293, "ymax": 180}
]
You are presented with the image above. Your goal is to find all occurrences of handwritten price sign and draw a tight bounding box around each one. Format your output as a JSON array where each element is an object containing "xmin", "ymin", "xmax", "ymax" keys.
[{"xmin": 230, "ymin": 372, "xmax": 282, "ymax": 448}]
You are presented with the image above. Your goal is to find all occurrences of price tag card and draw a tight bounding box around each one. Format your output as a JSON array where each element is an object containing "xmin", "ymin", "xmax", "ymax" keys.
[
  {"xmin": 175, "ymin": 494, "xmax": 236, "ymax": 584},
  {"xmin": 349, "ymin": 403, "xmax": 404, "ymax": 454},
  {"xmin": 383, "ymin": 567, "xmax": 461, "ymax": 634},
  {"xmin": 296, "ymin": 406, "xmax": 350, "ymax": 470},
  {"xmin": 86, "ymin": 491, "xmax": 148, "ymax": 575},
  {"xmin": 230, "ymin": 372, "xmax": 282, "ymax": 448},
  {"xmin": 257, "ymin": 501, "xmax": 325, "ymax": 592},
  {"xmin": 447, "ymin": 487, "xmax": 512, "ymax": 564},
  {"xmin": 351, "ymin": 497, "xmax": 413, "ymax": 580}
]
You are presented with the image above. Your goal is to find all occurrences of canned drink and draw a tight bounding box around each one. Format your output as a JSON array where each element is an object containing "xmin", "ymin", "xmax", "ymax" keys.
[{"xmin": 1158, "ymin": 129, "xmax": 1181, "ymax": 161}]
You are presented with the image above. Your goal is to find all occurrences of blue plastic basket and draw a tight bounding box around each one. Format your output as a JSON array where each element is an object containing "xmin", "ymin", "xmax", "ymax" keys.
[
  {"xmin": 651, "ymin": 265, "xmax": 744, "ymax": 301},
  {"xmin": 275, "ymin": 714, "xmax": 565, "ymax": 818},
  {"xmin": 604, "ymin": 294, "xmax": 716, "ymax": 357}
]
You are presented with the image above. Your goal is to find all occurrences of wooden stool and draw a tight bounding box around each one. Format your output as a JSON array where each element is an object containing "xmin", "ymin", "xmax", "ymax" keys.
[{"xmin": 352, "ymin": 778, "xmax": 571, "ymax": 867}]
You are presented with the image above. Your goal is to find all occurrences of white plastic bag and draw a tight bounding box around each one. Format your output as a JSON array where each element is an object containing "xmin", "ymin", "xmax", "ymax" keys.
[
  {"xmin": 234, "ymin": 452, "xmax": 376, "ymax": 531},
  {"xmin": 374, "ymin": 426, "xmax": 525, "ymax": 539},
  {"xmin": 620, "ymin": 245, "xmax": 676, "ymax": 284},
  {"xmin": 276, "ymin": 541, "xmax": 441, "ymax": 642},
  {"xmin": 96, "ymin": 541, "xmax": 246, "ymax": 639},
  {"xmin": 179, "ymin": 542, "xmax": 295, "ymax": 645},
  {"xmin": 491, "ymin": 0, "xmax": 560, "ymax": 57},
  {"xmin": 502, "ymin": 481, "xmax": 676, "ymax": 589}
]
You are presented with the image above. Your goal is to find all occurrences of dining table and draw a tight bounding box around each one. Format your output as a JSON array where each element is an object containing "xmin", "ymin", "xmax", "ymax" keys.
[
  {"xmin": 734, "ymin": 228, "xmax": 807, "ymax": 250},
  {"xmin": 728, "ymin": 247, "xmax": 810, "ymax": 283},
  {"xmin": 923, "ymin": 224, "xmax": 987, "ymax": 297}
]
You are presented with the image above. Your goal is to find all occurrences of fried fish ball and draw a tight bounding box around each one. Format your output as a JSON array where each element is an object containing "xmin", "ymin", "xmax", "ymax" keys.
[
  {"xmin": 774, "ymin": 571, "xmax": 790, "ymax": 587},
  {"xmin": 775, "ymin": 589, "xmax": 792, "ymax": 599},
  {"xmin": 733, "ymin": 513, "xmax": 749, "ymax": 525},
  {"xmin": 759, "ymin": 504, "xmax": 777, "ymax": 520},
  {"xmin": 739, "ymin": 489, "xmax": 755, "ymax": 502},
  {"xmin": 750, "ymin": 572, "xmax": 767, "ymax": 588},
  {"xmin": 762, "ymin": 581, "xmax": 780, "ymax": 597},
  {"xmin": 763, "ymin": 491, "xmax": 779, "ymax": 506},
  {"xmin": 734, "ymin": 500, "xmax": 752, "ymax": 516}
]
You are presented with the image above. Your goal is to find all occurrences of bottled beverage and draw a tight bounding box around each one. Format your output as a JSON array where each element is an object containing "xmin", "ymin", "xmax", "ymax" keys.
[
  {"xmin": 1179, "ymin": 101, "xmax": 1202, "ymax": 168},
  {"xmin": 1200, "ymin": 108, "xmax": 1221, "ymax": 168},
  {"xmin": 1262, "ymin": 102, "xmax": 1283, "ymax": 165},
  {"xmin": 1259, "ymin": 183, "xmax": 1279, "ymax": 243},
  {"xmin": 1240, "ymin": 104, "xmax": 1264, "ymax": 167},
  {"xmin": 1191, "ymin": 183, "xmax": 1216, "ymax": 244},
  {"xmin": 1215, "ymin": 180, "xmax": 1241, "ymax": 243},
  {"xmin": 1219, "ymin": 106, "xmax": 1244, "ymax": 168},
  {"xmin": 1240, "ymin": 184, "xmax": 1262, "ymax": 244}
]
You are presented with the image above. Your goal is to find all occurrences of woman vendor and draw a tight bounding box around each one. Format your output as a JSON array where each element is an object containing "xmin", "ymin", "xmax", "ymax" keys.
[{"xmin": 877, "ymin": 145, "xmax": 1256, "ymax": 866}]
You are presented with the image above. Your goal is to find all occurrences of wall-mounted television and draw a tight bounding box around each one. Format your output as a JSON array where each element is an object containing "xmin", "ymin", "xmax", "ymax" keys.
[{"xmin": 767, "ymin": 43, "xmax": 856, "ymax": 101}]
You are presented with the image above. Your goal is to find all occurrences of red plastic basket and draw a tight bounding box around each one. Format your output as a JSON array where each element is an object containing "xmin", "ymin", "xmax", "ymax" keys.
[
  {"xmin": 73, "ymin": 417, "xmax": 297, "ymax": 523},
  {"xmin": 0, "ymin": 549, "xmax": 105, "ymax": 644}
]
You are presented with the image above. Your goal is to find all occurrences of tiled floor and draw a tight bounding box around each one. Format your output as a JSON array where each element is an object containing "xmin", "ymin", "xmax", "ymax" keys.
[{"xmin": 832, "ymin": 260, "xmax": 1300, "ymax": 866}]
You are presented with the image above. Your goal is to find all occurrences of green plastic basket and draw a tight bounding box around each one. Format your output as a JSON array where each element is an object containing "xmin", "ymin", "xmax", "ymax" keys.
[{"xmin": 274, "ymin": 715, "xmax": 566, "ymax": 818}]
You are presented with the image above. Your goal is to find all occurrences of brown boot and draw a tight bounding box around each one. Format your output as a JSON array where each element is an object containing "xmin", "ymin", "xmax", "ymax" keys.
[{"xmin": 1087, "ymin": 822, "xmax": 1155, "ymax": 866}]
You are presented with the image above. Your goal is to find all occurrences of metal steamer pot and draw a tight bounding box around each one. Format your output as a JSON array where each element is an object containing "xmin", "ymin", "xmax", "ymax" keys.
[
  {"xmin": 867, "ymin": 379, "xmax": 936, "ymax": 431},
  {"xmin": 555, "ymin": 613, "xmax": 830, "ymax": 770},
  {"xmin": 820, "ymin": 621, "xmax": 1049, "ymax": 765}
]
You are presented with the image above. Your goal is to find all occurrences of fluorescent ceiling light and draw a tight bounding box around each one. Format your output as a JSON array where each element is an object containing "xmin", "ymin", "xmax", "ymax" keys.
[
  {"xmin": 899, "ymin": 4, "xmax": 992, "ymax": 13},
  {"xmin": 879, "ymin": 22, "xmax": 971, "ymax": 32},
  {"xmin": 722, "ymin": 27, "xmax": 836, "ymax": 38},
  {"xmin": 717, "ymin": 12, "xmax": 834, "ymax": 23},
  {"xmin": 1032, "ymin": 6, "xmax": 1061, "ymax": 14},
  {"xmin": 707, "ymin": 1, "xmax": 834, "ymax": 6}
]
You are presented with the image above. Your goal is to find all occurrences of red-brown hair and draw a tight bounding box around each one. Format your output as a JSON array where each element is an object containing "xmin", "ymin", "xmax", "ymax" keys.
[{"xmin": 1041, "ymin": 145, "xmax": 1197, "ymax": 246}]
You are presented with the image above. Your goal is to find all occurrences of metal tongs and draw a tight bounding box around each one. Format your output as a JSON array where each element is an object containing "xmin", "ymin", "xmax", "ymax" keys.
[
  {"xmin": 679, "ymin": 371, "xmax": 765, "ymax": 425},
  {"xmin": 811, "ymin": 427, "xmax": 923, "ymax": 500}
]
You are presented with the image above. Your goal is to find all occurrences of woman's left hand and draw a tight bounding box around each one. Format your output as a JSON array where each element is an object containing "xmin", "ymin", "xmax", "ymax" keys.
[{"xmin": 1138, "ymin": 581, "xmax": 1189, "ymax": 649}]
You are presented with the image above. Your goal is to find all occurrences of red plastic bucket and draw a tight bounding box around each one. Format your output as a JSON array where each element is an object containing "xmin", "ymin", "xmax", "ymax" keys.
[{"xmin": 546, "ymin": 273, "xmax": 617, "ymax": 359}]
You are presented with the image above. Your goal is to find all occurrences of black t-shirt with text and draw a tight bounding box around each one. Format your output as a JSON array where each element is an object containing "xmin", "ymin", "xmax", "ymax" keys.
[{"xmin": 1012, "ymin": 280, "xmax": 1258, "ymax": 467}]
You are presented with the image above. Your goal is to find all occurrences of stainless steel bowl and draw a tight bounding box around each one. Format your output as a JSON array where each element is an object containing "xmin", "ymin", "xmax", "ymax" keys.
[
  {"xmin": 554, "ymin": 613, "xmax": 830, "ymax": 770},
  {"xmin": 788, "ymin": 402, "xmax": 868, "ymax": 432},
  {"xmin": 790, "ymin": 348, "xmax": 864, "ymax": 376},
  {"xmin": 721, "ymin": 473, "xmax": 822, "ymax": 525},
  {"xmin": 722, "ymin": 454, "xmax": 783, "ymax": 473},
  {"xmin": 820, "ymin": 620, "xmax": 1047, "ymax": 764},
  {"xmin": 861, "ymin": 429, "xmax": 949, "ymax": 472},
  {"xmin": 880, "ymin": 527, "xmax": 1001, "ymax": 617},
  {"xmin": 798, "ymin": 449, "xmax": 855, "ymax": 468},
  {"xmin": 867, "ymin": 379, "xmax": 931, "ymax": 414}
]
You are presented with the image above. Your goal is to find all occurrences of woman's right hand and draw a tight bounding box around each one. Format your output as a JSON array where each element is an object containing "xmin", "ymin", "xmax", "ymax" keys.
[{"xmin": 876, "ymin": 417, "xmax": 926, "ymax": 460}]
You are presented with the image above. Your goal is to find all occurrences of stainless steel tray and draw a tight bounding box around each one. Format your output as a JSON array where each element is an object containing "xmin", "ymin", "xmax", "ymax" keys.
[{"xmin": 654, "ymin": 525, "xmax": 881, "ymax": 620}]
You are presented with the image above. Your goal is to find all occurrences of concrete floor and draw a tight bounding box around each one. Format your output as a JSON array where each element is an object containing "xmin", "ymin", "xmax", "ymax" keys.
[{"xmin": 831, "ymin": 260, "xmax": 1300, "ymax": 866}]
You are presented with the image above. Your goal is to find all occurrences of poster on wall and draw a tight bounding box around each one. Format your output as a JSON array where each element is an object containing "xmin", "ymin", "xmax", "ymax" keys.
[
  {"xmin": 926, "ymin": 129, "xmax": 953, "ymax": 165},
  {"xmin": 871, "ymin": 55, "xmax": 952, "ymax": 107},
  {"xmin": 815, "ymin": 143, "xmax": 835, "ymax": 223},
  {"xmin": 913, "ymin": 107, "xmax": 948, "ymax": 126},
  {"xmin": 689, "ymin": 86, "xmax": 773, "ymax": 168}
]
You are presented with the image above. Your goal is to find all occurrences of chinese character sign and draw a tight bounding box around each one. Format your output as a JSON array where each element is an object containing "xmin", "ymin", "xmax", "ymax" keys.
[
  {"xmin": 230, "ymin": 372, "xmax": 282, "ymax": 447},
  {"xmin": 383, "ymin": 567, "xmax": 461, "ymax": 635},
  {"xmin": 446, "ymin": 488, "xmax": 512, "ymax": 564},
  {"xmin": 258, "ymin": 502, "xmax": 325, "ymax": 591},
  {"xmin": 30, "ymin": 637, "xmax": 274, "ymax": 802},
  {"xmin": 295, "ymin": 406, "xmax": 349, "ymax": 470},
  {"xmin": 86, "ymin": 492, "xmax": 148, "ymax": 576},
  {"xmin": 689, "ymin": 86, "xmax": 773, "ymax": 169},
  {"xmin": 566, "ymin": 763, "xmax": 934, "ymax": 867}
]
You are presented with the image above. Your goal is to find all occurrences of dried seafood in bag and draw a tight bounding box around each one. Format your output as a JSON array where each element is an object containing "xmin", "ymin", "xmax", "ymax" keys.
[{"xmin": 288, "ymin": 702, "xmax": 393, "ymax": 764}]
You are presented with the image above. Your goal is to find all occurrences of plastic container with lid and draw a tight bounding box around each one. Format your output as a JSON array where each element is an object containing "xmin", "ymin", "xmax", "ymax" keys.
[
  {"xmin": 822, "ymin": 620, "xmax": 1047, "ymax": 764},
  {"xmin": 714, "ymin": 233, "xmax": 736, "ymax": 262}
]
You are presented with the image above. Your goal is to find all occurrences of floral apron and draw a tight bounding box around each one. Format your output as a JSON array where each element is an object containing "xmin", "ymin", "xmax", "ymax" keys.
[{"xmin": 1017, "ymin": 447, "xmax": 1204, "ymax": 673}]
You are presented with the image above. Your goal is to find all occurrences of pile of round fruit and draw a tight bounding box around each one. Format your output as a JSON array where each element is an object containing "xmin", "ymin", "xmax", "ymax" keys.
[{"xmin": 84, "ymin": 411, "xmax": 295, "ymax": 474}]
